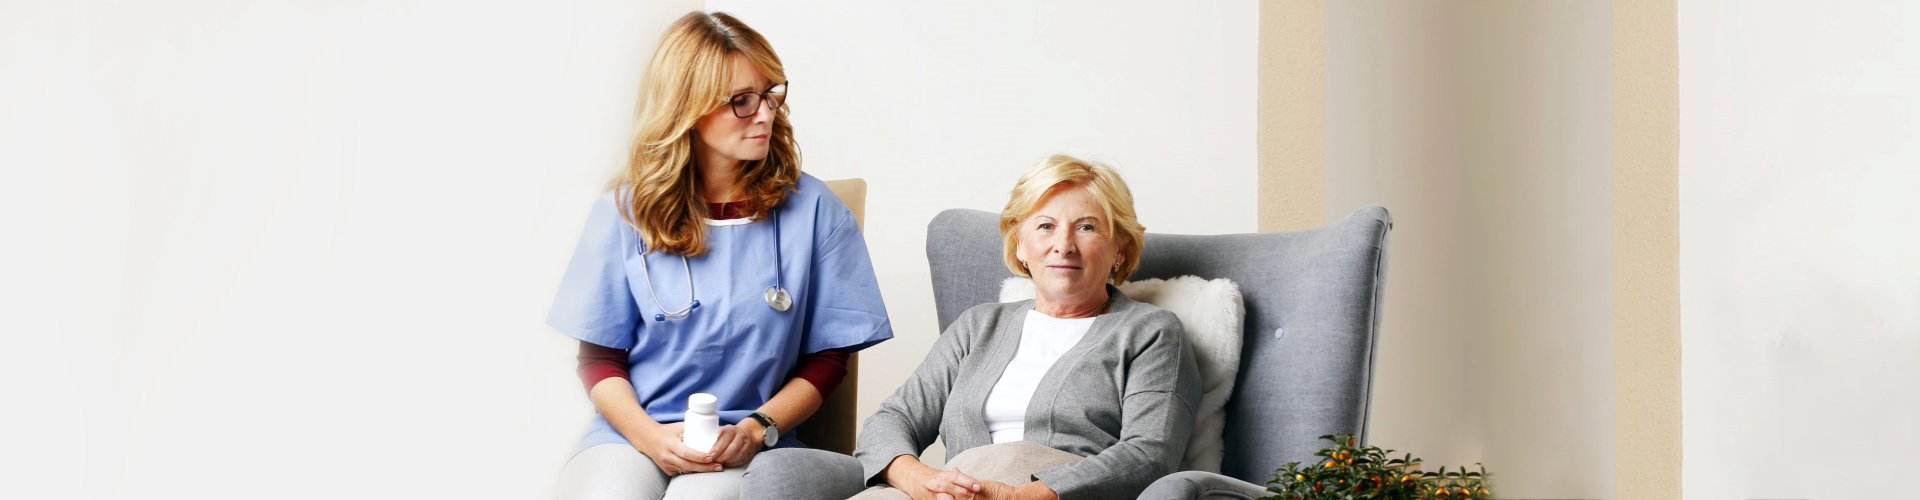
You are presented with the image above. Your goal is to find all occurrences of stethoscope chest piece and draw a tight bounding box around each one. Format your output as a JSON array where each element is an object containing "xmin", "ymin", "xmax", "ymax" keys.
[
  {"xmin": 639, "ymin": 207, "xmax": 794, "ymax": 320},
  {"xmin": 765, "ymin": 286, "xmax": 792, "ymax": 312}
]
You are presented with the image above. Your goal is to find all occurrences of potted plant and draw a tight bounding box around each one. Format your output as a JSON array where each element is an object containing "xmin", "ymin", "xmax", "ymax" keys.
[{"xmin": 1263, "ymin": 434, "xmax": 1491, "ymax": 500}]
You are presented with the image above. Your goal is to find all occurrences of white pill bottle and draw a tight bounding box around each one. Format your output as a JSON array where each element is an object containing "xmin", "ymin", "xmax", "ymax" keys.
[{"xmin": 682, "ymin": 393, "xmax": 720, "ymax": 452}]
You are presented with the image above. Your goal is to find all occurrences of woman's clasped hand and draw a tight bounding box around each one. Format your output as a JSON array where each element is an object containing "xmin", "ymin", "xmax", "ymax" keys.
[{"xmin": 635, "ymin": 422, "xmax": 722, "ymax": 476}]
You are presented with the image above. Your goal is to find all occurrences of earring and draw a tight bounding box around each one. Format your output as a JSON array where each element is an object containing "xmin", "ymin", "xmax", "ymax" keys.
[{"xmin": 1113, "ymin": 262, "xmax": 1121, "ymax": 272}]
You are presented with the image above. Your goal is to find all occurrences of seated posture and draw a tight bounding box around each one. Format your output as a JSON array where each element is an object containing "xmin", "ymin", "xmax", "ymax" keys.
[
  {"xmin": 745, "ymin": 155, "xmax": 1202, "ymax": 500},
  {"xmin": 548, "ymin": 11, "xmax": 892, "ymax": 500}
]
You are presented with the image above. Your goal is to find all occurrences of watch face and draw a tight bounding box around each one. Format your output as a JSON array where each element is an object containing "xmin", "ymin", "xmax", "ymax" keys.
[{"xmin": 762, "ymin": 425, "xmax": 779, "ymax": 446}]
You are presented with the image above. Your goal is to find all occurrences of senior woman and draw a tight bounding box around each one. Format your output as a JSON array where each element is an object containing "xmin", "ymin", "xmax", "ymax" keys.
[{"xmin": 744, "ymin": 155, "xmax": 1201, "ymax": 500}]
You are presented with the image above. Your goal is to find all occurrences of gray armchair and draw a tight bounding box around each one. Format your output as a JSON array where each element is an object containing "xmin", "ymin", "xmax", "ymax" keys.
[{"xmin": 923, "ymin": 206, "xmax": 1392, "ymax": 485}]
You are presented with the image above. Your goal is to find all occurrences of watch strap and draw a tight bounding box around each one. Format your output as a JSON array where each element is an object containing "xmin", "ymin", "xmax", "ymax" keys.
[{"xmin": 748, "ymin": 411, "xmax": 778, "ymax": 433}]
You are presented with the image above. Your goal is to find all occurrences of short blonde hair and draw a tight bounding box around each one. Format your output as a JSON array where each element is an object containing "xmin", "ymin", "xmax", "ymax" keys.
[{"xmin": 998, "ymin": 154, "xmax": 1146, "ymax": 284}]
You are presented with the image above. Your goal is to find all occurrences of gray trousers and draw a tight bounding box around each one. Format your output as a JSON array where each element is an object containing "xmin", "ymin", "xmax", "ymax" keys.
[
  {"xmin": 1135, "ymin": 471, "xmax": 1271, "ymax": 500},
  {"xmin": 742, "ymin": 441, "xmax": 1080, "ymax": 500},
  {"xmin": 556, "ymin": 443, "xmax": 746, "ymax": 500}
]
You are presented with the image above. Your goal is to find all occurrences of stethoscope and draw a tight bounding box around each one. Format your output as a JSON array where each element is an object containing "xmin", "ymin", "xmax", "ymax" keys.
[{"xmin": 637, "ymin": 209, "xmax": 792, "ymax": 322}]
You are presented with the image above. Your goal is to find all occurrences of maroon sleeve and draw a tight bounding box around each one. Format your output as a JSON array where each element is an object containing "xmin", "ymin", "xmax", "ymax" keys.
[
  {"xmin": 789, "ymin": 348, "xmax": 850, "ymax": 397},
  {"xmin": 577, "ymin": 341, "xmax": 630, "ymax": 393}
]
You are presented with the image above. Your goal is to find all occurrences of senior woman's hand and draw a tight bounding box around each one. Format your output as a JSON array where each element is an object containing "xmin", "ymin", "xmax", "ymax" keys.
[
  {"xmin": 917, "ymin": 470, "xmax": 1059, "ymax": 500},
  {"xmin": 885, "ymin": 455, "xmax": 985, "ymax": 500},
  {"xmin": 976, "ymin": 479, "xmax": 1060, "ymax": 500},
  {"xmin": 921, "ymin": 467, "xmax": 987, "ymax": 500}
]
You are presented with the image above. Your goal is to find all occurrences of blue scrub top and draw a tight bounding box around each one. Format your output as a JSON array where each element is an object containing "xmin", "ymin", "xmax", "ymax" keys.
[{"xmin": 546, "ymin": 174, "xmax": 893, "ymax": 456}]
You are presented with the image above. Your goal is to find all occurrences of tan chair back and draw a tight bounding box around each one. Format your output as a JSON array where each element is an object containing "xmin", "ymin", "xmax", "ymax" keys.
[{"xmin": 796, "ymin": 178, "xmax": 867, "ymax": 454}]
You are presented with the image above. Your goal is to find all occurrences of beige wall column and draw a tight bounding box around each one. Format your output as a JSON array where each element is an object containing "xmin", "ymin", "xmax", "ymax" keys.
[
  {"xmin": 1269, "ymin": 1, "xmax": 1634, "ymax": 497},
  {"xmin": 1261, "ymin": 1, "xmax": 1679, "ymax": 497},
  {"xmin": 1614, "ymin": 0, "xmax": 1681, "ymax": 498},
  {"xmin": 1256, "ymin": 0, "xmax": 1325, "ymax": 232}
]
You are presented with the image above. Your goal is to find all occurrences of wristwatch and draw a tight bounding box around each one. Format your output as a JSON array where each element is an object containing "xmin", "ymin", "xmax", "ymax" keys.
[{"xmin": 747, "ymin": 411, "xmax": 779, "ymax": 447}]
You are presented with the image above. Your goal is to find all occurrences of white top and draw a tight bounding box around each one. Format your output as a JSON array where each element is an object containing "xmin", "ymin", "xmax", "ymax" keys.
[
  {"xmin": 982, "ymin": 309, "xmax": 1097, "ymax": 444},
  {"xmin": 703, "ymin": 215, "xmax": 757, "ymax": 226}
]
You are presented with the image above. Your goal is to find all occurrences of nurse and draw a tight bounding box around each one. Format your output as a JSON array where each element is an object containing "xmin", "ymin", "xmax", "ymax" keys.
[{"xmin": 548, "ymin": 11, "xmax": 893, "ymax": 500}]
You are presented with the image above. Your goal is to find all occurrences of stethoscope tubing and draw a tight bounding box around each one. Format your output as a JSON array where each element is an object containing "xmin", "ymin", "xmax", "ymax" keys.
[{"xmin": 637, "ymin": 209, "xmax": 789, "ymax": 322}]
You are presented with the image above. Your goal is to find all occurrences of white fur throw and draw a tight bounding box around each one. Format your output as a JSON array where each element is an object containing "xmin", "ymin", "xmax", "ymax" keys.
[{"xmin": 998, "ymin": 276, "xmax": 1244, "ymax": 473}]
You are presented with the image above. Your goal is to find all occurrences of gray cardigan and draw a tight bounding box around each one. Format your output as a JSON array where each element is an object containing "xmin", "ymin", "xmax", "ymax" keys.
[{"xmin": 854, "ymin": 286, "xmax": 1202, "ymax": 500}]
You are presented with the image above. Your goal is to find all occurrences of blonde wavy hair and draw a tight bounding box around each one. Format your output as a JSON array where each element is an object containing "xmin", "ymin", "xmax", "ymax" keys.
[
  {"xmin": 998, "ymin": 155, "xmax": 1147, "ymax": 285},
  {"xmin": 614, "ymin": 11, "xmax": 799, "ymax": 256}
]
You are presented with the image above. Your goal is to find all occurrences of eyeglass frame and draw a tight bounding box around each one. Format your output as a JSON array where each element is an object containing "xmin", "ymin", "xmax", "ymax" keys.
[{"xmin": 720, "ymin": 82, "xmax": 788, "ymax": 119}]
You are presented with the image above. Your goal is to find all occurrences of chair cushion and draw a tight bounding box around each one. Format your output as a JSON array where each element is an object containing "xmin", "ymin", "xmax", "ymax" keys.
[{"xmin": 999, "ymin": 276, "xmax": 1244, "ymax": 473}]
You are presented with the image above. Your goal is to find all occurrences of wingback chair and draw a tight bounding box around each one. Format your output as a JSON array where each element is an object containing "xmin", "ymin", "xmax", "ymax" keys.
[{"xmin": 923, "ymin": 206, "xmax": 1392, "ymax": 485}]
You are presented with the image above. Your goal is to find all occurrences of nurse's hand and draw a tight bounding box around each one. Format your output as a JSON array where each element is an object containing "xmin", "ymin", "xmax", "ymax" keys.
[
  {"xmin": 636, "ymin": 422, "xmax": 723, "ymax": 476},
  {"xmin": 708, "ymin": 423, "xmax": 764, "ymax": 468}
]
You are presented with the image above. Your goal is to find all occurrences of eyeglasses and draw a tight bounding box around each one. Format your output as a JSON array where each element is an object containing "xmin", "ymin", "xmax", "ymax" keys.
[{"xmin": 723, "ymin": 83, "xmax": 787, "ymax": 118}]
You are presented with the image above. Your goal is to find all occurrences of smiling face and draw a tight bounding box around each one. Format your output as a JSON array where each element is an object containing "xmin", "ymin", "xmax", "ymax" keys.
[
  {"xmin": 692, "ymin": 53, "xmax": 777, "ymax": 169},
  {"xmin": 1015, "ymin": 185, "xmax": 1121, "ymax": 314}
]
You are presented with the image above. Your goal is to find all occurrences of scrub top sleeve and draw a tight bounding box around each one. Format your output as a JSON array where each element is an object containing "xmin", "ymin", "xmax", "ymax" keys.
[
  {"xmin": 802, "ymin": 212, "xmax": 893, "ymax": 355},
  {"xmin": 546, "ymin": 195, "xmax": 641, "ymax": 350}
]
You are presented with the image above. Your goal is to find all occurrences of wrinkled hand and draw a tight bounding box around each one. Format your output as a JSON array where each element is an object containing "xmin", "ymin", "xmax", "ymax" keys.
[
  {"xmin": 974, "ymin": 479, "xmax": 1023, "ymax": 500},
  {"xmin": 634, "ymin": 422, "xmax": 723, "ymax": 476},
  {"xmin": 708, "ymin": 423, "xmax": 765, "ymax": 468},
  {"xmin": 909, "ymin": 466, "xmax": 985, "ymax": 500}
]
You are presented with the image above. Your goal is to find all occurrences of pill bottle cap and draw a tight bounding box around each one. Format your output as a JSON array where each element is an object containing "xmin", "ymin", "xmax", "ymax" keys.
[{"xmin": 688, "ymin": 393, "xmax": 717, "ymax": 413}]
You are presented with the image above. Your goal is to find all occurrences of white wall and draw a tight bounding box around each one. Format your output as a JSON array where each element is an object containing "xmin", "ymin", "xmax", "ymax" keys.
[
  {"xmin": 1681, "ymin": 2, "xmax": 1920, "ymax": 498},
  {"xmin": 3, "ymin": 1, "xmax": 1254, "ymax": 497},
  {"xmin": 5, "ymin": 1, "xmax": 698, "ymax": 498},
  {"xmin": 1326, "ymin": 2, "xmax": 1614, "ymax": 498},
  {"xmin": 701, "ymin": 0, "xmax": 1258, "ymax": 463}
]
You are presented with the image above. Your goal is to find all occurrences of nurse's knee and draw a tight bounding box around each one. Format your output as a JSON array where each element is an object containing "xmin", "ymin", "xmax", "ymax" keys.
[
  {"xmin": 743, "ymin": 448, "xmax": 862, "ymax": 500},
  {"xmin": 558, "ymin": 444, "xmax": 667, "ymax": 500}
]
